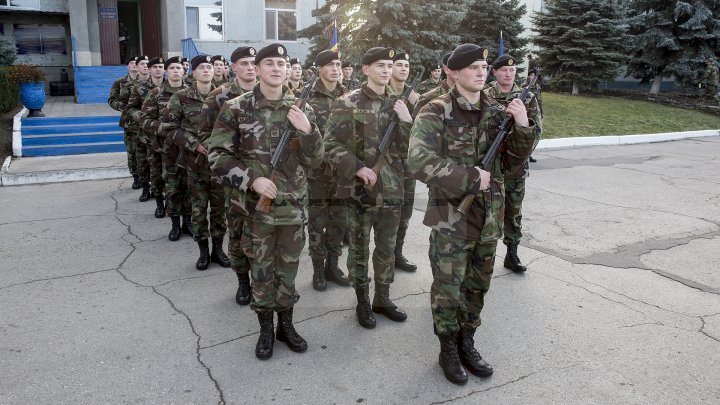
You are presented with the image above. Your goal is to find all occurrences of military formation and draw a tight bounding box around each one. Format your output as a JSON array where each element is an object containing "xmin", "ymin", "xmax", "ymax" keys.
[{"xmin": 108, "ymin": 41, "xmax": 542, "ymax": 385}]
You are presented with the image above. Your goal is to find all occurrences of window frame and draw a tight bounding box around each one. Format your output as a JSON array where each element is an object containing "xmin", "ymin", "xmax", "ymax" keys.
[
  {"xmin": 13, "ymin": 23, "xmax": 67, "ymax": 55},
  {"xmin": 264, "ymin": 0, "xmax": 298, "ymax": 43},
  {"xmin": 184, "ymin": 2, "xmax": 225, "ymax": 42}
]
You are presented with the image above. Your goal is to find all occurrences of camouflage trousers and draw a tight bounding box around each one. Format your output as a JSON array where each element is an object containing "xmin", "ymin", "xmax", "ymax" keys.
[
  {"xmin": 123, "ymin": 129, "xmax": 137, "ymax": 176},
  {"xmin": 162, "ymin": 153, "xmax": 191, "ymax": 217},
  {"xmin": 187, "ymin": 167, "xmax": 227, "ymax": 241},
  {"xmin": 704, "ymin": 83, "xmax": 719, "ymax": 101},
  {"xmin": 347, "ymin": 205, "xmax": 401, "ymax": 287},
  {"xmin": 134, "ymin": 136, "xmax": 149, "ymax": 183},
  {"xmin": 245, "ymin": 221, "xmax": 304, "ymax": 313},
  {"xmin": 503, "ymin": 177, "xmax": 525, "ymax": 245},
  {"xmin": 429, "ymin": 230, "xmax": 496, "ymax": 335},
  {"xmin": 148, "ymin": 149, "xmax": 164, "ymax": 196},
  {"xmin": 307, "ymin": 176, "xmax": 347, "ymax": 260},
  {"xmin": 396, "ymin": 166, "xmax": 416, "ymax": 252},
  {"xmin": 226, "ymin": 208, "xmax": 250, "ymax": 276}
]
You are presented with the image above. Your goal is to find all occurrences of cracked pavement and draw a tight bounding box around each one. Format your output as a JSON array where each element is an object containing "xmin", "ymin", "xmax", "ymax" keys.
[{"xmin": 2, "ymin": 136, "xmax": 720, "ymax": 403}]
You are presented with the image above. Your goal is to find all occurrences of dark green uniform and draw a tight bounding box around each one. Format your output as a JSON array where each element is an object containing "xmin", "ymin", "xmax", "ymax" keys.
[
  {"xmin": 417, "ymin": 77, "xmax": 441, "ymax": 95},
  {"xmin": 127, "ymin": 79, "xmax": 161, "ymax": 191},
  {"xmin": 702, "ymin": 61, "xmax": 719, "ymax": 102},
  {"xmin": 108, "ymin": 74, "xmax": 137, "ymax": 177},
  {"xmin": 116, "ymin": 77, "xmax": 140, "ymax": 177}
]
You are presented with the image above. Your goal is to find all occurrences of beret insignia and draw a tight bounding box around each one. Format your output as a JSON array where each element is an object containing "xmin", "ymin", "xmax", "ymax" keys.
[
  {"xmin": 250, "ymin": 48, "xmax": 255, "ymax": 55},
  {"xmin": 389, "ymin": 50, "xmax": 395, "ymax": 58},
  {"xmin": 278, "ymin": 46, "xmax": 284, "ymax": 55},
  {"xmin": 483, "ymin": 49, "xmax": 489, "ymax": 59}
]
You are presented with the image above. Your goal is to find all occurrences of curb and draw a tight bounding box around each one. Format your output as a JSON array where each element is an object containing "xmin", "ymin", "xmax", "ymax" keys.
[
  {"xmin": 12, "ymin": 107, "xmax": 28, "ymax": 157},
  {"xmin": 535, "ymin": 129, "xmax": 719, "ymax": 149},
  {"xmin": 0, "ymin": 165, "xmax": 130, "ymax": 187}
]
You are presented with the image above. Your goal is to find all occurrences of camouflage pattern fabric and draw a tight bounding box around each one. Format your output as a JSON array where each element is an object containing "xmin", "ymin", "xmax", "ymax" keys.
[
  {"xmin": 227, "ymin": 209, "xmax": 250, "ymax": 275},
  {"xmin": 187, "ymin": 168, "xmax": 227, "ymax": 240},
  {"xmin": 127, "ymin": 79, "xmax": 160, "ymax": 183},
  {"xmin": 702, "ymin": 63, "xmax": 719, "ymax": 101},
  {"xmin": 113, "ymin": 76, "xmax": 138, "ymax": 176},
  {"xmin": 429, "ymin": 229, "xmax": 496, "ymax": 335},
  {"xmin": 413, "ymin": 80, "xmax": 452, "ymax": 118},
  {"xmin": 122, "ymin": 130, "xmax": 138, "ymax": 176},
  {"xmin": 342, "ymin": 78, "xmax": 361, "ymax": 92},
  {"xmin": 417, "ymin": 77, "xmax": 441, "ymax": 95},
  {"xmin": 208, "ymin": 84, "xmax": 323, "ymax": 312},
  {"xmin": 396, "ymin": 82, "xmax": 418, "ymax": 253},
  {"xmin": 347, "ymin": 206, "xmax": 401, "ymax": 287},
  {"xmin": 162, "ymin": 154, "xmax": 191, "ymax": 216},
  {"xmin": 212, "ymin": 76, "xmax": 229, "ymax": 88},
  {"xmin": 305, "ymin": 79, "xmax": 348, "ymax": 261},
  {"xmin": 115, "ymin": 76, "xmax": 137, "ymax": 129}
]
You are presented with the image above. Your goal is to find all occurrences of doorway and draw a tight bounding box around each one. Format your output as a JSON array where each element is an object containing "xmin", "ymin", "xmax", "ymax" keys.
[{"xmin": 118, "ymin": 0, "xmax": 140, "ymax": 62}]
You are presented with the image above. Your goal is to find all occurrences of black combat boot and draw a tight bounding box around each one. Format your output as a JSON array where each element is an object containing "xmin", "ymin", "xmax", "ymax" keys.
[
  {"xmin": 276, "ymin": 307, "xmax": 308, "ymax": 353},
  {"xmin": 181, "ymin": 214, "xmax": 194, "ymax": 237},
  {"xmin": 168, "ymin": 216, "xmax": 181, "ymax": 241},
  {"xmin": 154, "ymin": 194, "xmax": 165, "ymax": 218},
  {"xmin": 394, "ymin": 246, "xmax": 417, "ymax": 272},
  {"xmin": 255, "ymin": 311, "xmax": 275, "ymax": 360},
  {"xmin": 458, "ymin": 327, "xmax": 494, "ymax": 378},
  {"xmin": 371, "ymin": 283, "xmax": 407, "ymax": 322},
  {"xmin": 438, "ymin": 332, "xmax": 468, "ymax": 385},
  {"xmin": 139, "ymin": 182, "xmax": 151, "ymax": 202},
  {"xmin": 312, "ymin": 257, "xmax": 327, "ymax": 291},
  {"xmin": 235, "ymin": 272, "xmax": 251, "ymax": 306},
  {"xmin": 504, "ymin": 243, "xmax": 527, "ymax": 273},
  {"xmin": 325, "ymin": 256, "xmax": 350, "ymax": 287},
  {"xmin": 196, "ymin": 239, "xmax": 210, "ymax": 270},
  {"xmin": 529, "ymin": 155, "xmax": 537, "ymax": 163},
  {"xmin": 210, "ymin": 237, "xmax": 231, "ymax": 267},
  {"xmin": 131, "ymin": 174, "xmax": 140, "ymax": 189},
  {"xmin": 354, "ymin": 286, "xmax": 376, "ymax": 329}
]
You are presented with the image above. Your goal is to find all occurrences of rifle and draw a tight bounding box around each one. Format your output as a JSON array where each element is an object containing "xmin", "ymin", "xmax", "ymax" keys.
[
  {"xmin": 456, "ymin": 68, "xmax": 540, "ymax": 215},
  {"xmin": 366, "ymin": 66, "xmax": 425, "ymax": 191},
  {"xmin": 255, "ymin": 67, "xmax": 320, "ymax": 213}
]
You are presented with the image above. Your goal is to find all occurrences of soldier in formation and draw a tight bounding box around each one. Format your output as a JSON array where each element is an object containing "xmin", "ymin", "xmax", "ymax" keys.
[
  {"xmin": 108, "ymin": 56, "xmax": 140, "ymax": 188},
  {"xmin": 122, "ymin": 55, "xmax": 152, "ymax": 201},
  {"xmin": 417, "ymin": 63, "xmax": 442, "ymax": 94},
  {"xmin": 701, "ymin": 58, "xmax": 719, "ymax": 102}
]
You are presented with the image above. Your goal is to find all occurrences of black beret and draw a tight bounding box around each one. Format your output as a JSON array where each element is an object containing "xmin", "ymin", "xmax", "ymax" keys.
[
  {"xmin": 230, "ymin": 46, "xmax": 256, "ymax": 63},
  {"xmin": 254, "ymin": 43, "xmax": 289, "ymax": 64},
  {"xmin": 442, "ymin": 52, "xmax": 452, "ymax": 66},
  {"xmin": 164, "ymin": 56, "xmax": 182, "ymax": 69},
  {"xmin": 289, "ymin": 58, "xmax": 301, "ymax": 66},
  {"xmin": 362, "ymin": 47, "xmax": 395, "ymax": 65},
  {"xmin": 492, "ymin": 54, "xmax": 516, "ymax": 70},
  {"xmin": 148, "ymin": 57, "xmax": 164, "ymax": 67},
  {"xmin": 136, "ymin": 55, "xmax": 150, "ymax": 64},
  {"xmin": 393, "ymin": 51, "xmax": 410, "ymax": 62},
  {"xmin": 181, "ymin": 57, "xmax": 189, "ymax": 63},
  {"xmin": 284, "ymin": 55, "xmax": 291, "ymax": 63},
  {"xmin": 447, "ymin": 44, "xmax": 488, "ymax": 70},
  {"xmin": 211, "ymin": 55, "xmax": 225, "ymax": 63},
  {"xmin": 431, "ymin": 63, "xmax": 442, "ymax": 70},
  {"xmin": 191, "ymin": 54, "xmax": 213, "ymax": 70},
  {"xmin": 126, "ymin": 56, "xmax": 139, "ymax": 65},
  {"xmin": 342, "ymin": 61, "xmax": 352, "ymax": 68},
  {"xmin": 528, "ymin": 67, "xmax": 538, "ymax": 76},
  {"xmin": 315, "ymin": 50, "xmax": 340, "ymax": 66}
]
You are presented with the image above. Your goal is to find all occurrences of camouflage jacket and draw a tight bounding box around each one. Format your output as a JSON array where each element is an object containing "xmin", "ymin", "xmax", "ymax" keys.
[
  {"xmin": 140, "ymin": 82, "xmax": 186, "ymax": 153},
  {"xmin": 408, "ymin": 86, "xmax": 539, "ymax": 241},
  {"xmin": 417, "ymin": 78, "xmax": 441, "ymax": 95},
  {"xmin": 484, "ymin": 82, "xmax": 542, "ymax": 179},
  {"xmin": 198, "ymin": 79, "xmax": 253, "ymax": 149},
  {"xmin": 108, "ymin": 75, "xmax": 132, "ymax": 126},
  {"xmin": 164, "ymin": 83, "xmax": 216, "ymax": 171},
  {"xmin": 207, "ymin": 84, "xmax": 323, "ymax": 225},
  {"xmin": 212, "ymin": 76, "xmax": 229, "ymax": 87},
  {"xmin": 324, "ymin": 84, "xmax": 411, "ymax": 207},
  {"xmin": 342, "ymin": 78, "xmax": 361, "ymax": 93},
  {"xmin": 117, "ymin": 77, "xmax": 139, "ymax": 129},
  {"xmin": 413, "ymin": 80, "xmax": 451, "ymax": 118},
  {"xmin": 306, "ymin": 79, "xmax": 346, "ymax": 179},
  {"xmin": 126, "ymin": 78, "xmax": 160, "ymax": 137},
  {"xmin": 703, "ymin": 64, "xmax": 719, "ymax": 84}
]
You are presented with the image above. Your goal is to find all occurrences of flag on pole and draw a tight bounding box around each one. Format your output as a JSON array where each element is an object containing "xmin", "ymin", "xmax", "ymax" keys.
[
  {"xmin": 330, "ymin": 20, "xmax": 339, "ymax": 52},
  {"xmin": 499, "ymin": 31, "xmax": 505, "ymax": 55}
]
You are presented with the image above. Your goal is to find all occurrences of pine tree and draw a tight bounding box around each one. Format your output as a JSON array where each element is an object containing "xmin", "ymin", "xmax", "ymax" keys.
[
  {"xmin": 458, "ymin": 0, "xmax": 529, "ymax": 64},
  {"xmin": 208, "ymin": 1, "xmax": 223, "ymax": 34},
  {"xmin": 532, "ymin": 0, "xmax": 626, "ymax": 95},
  {"xmin": 626, "ymin": 0, "xmax": 720, "ymax": 94}
]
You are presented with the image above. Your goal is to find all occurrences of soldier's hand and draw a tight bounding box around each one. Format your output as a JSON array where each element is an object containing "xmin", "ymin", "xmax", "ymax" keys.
[
  {"xmin": 288, "ymin": 105, "xmax": 312, "ymax": 135},
  {"xmin": 408, "ymin": 90, "xmax": 420, "ymax": 106},
  {"xmin": 356, "ymin": 167, "xmax": 377, "ymax": 186},
  {"xmin": 394, "ymin": 100, "xmax": 412, "ymax": 123},
  {"xmin": 475, "ymin": 167, "xmax": 491, "ymax": 191},
  {"xmin": 506, "ymin": 98, "xmax": 529, "ymax": 127},
  {"xmin": 252, "ymin": 177, "xmax": 277, "ymax": 199},
  {"xmin": 196, "ymin": 144, "xmax": 208, "ymax": 155}
]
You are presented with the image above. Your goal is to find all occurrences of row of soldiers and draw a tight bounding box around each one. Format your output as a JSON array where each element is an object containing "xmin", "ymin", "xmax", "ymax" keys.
[{"xmin": 107, "ymin": 42, "xmax": 541, "ymax": 385}]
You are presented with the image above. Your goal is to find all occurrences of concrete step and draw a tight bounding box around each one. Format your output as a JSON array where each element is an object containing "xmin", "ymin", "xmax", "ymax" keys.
[{"xmin": 21, "ymin": 142, "xmax": 126, "ymax": 157}]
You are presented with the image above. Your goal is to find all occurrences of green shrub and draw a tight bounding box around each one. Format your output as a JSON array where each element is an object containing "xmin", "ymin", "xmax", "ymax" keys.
[
  {"xmin": 0, "ymin": 38, "xmax": 16, "ymax": 66},
  {"xmin": 0, "ymin": 67, "xmax": 20, "ymax": 113}
]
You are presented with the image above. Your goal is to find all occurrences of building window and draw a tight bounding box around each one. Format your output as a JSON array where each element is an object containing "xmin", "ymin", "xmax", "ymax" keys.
[
  {"xmin": 14, "ymin": 24, "xmax": 66, "ymax": 55},
  {"xmin": 265, "ymin": 0, "xmax": 297, "ymax": 42},
  {"xmin": 0, "ymin": 0, "xmax": 40, "ymax": 7},
  {"xmin": 185, "ymin": 0, "xmax": 223, "ymax": 41}
]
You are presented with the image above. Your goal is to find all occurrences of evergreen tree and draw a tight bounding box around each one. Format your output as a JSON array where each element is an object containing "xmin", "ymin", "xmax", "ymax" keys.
[
  {"xmin": 208, "ymin": 1, "xmax": 223, "ymax": 34},
  {"xmin": 458, "ymin": 0, "xmax": 529, "ymax": 64},
  {"xmin": 626, "ymin": 0, "xmax": 720, "ymax": 94},
  {"xmin": 532, "ymin": 0, "xmax": 626, "ymax": 95}
]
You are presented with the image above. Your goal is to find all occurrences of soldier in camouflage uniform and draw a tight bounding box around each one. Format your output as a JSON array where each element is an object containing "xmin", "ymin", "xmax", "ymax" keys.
[
  {"xmin": 108, "ymin": 56, "xmax": 140, "ymax": 188},
  {"xmin": 211, "ymin": 55, "xmax": 229, "ymax": 87},
  {"xmin": 413, "ymin": 52, "xmax": 453, "ymax": 117},
  {"xmin": 305, "ymin": 50, "xmax": 351, "ymax": 291},
  {"xmin": 124, "ymin": 56, "xmax": 156, "ymax": 202},
  {"xmin": 417, "ymin": 63, "xmax": 442, "ymax": 95},
  {"xmin": 130, "ymin": 56, "xmax": 166, "ymax": 212},
  {"xmin": 118, "ymin": 57, "xmax": 148, "ymax": 190},
  {"xmin": 341, "ymin": 61, "xmax": 360, "ymax": 91},
  {"xmin": 701, "ymin": 58, "xmax": 719, "ymax": 102},
  {"xmin": 408, "ymin": 44, "xmax": 539, "ymax": 385},
  {"xmin": 208, "ymin": 43, "xmax": 324, "ymax": 359},
  {"xmin": 287, "ymin": 58, "xmax": 304, "ymax": 92},
  {"xmin": 389, "ymin": 51, "xmax": 420, "ymax": 272},
  {"xmin": 140, "ymin": 57, "xmax": 185, "ymax": 221},
  {"xmin": 198, "ymin": 46, "xmax": 257, "ymax": 306},
  {"xmin": 166, "ymin": 55, "xmax": 231, "ymax": 270},
  {"xmin": 325, "ymin": 47, "xmax": 413, "ymax": 329},
  {"xmin": 487, "ymin": 54, "xmax": 543, "ymax": 273}
]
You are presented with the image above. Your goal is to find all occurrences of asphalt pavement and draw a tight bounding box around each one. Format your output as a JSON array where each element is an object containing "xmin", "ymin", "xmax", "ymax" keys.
[{"xmin": 1, "ymin": 137, "xmax": 719, "ymax": 404}]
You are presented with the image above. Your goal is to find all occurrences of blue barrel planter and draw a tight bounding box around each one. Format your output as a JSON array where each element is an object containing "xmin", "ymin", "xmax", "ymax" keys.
[{"xmin": 20, "ymin": 81, "xmax": 46, "ymax": 117}]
